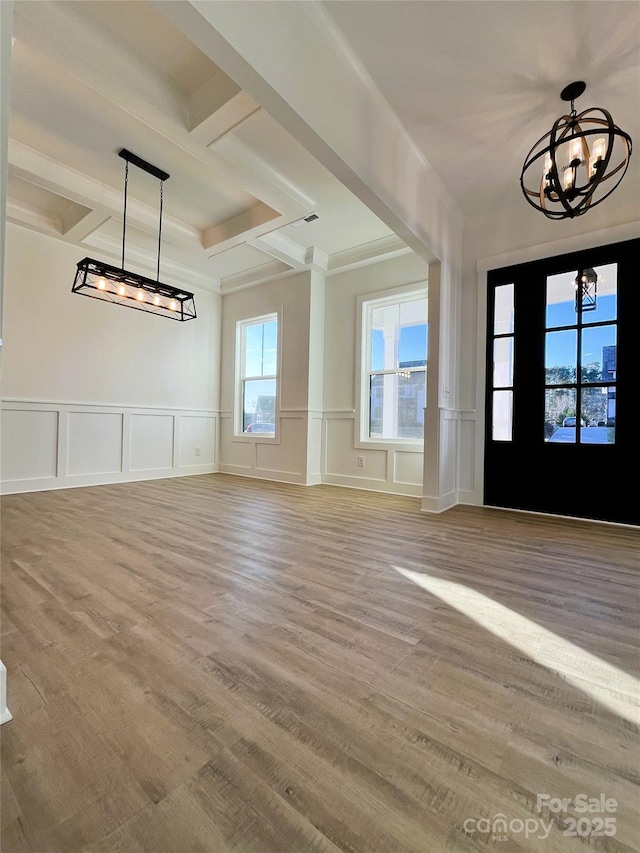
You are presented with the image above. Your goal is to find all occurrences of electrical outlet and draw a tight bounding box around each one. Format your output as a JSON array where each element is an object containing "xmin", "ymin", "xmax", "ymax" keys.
[
  {"xmin": 357, "ymin": 456, "xmax": 365, "ymax": 467},
  {"xmin": 195, "ymin": 447, "xmax": 200, "ymax": 457}
]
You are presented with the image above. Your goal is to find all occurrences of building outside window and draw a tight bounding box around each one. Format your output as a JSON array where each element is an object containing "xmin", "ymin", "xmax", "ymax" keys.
[
  {"xmin": 361, "ymin": 290, "xmax": 427, "ymax": 441},
  {"xmin": 236, "ymin": 313, "xmax": 278, "ymax": 436}
]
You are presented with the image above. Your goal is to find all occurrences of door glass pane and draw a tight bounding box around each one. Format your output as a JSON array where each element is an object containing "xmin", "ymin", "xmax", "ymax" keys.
[
  {"xmin": 581, "ymin": 386, "xmax": 615, "ymax": 444},
  {"xmin": 493, "ymin": 338, "xmax": 513, "ymax": 387},
  {"xmin": 492, "ymin": 390, "xmax": 512, "ymax": 441},
  {"xmin": 545, "ymin": 329, "xmax": 577, "ymax": 383},
  {"xmin": 581, "ymin": 325, "xmax": 616, "ymax": 383},
  {"xmin": 494, "ymin": 284, "xmax": 514, "ymax": 335},
  {"xmin": 582, "ymin": 263, "xmax": 617, "ymax": 325},
  {"xmin": 545, "ymin": 388, "xmax": 577, "ymax": 443},
  {"xmin": 546, "ymin": 271, "xmax": 577, "ymax": 328}
]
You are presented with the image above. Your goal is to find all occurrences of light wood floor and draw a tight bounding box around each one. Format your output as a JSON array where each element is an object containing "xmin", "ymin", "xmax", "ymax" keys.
[{"xmin": 1, "ymin": 474, "xmax": 638, "ymax": 852}]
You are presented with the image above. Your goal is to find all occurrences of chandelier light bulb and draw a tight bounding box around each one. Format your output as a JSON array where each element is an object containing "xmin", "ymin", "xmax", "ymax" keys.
[
  {"xmin": 136, "ymin": 290, "xmax": 144, "ymax": 301},
  {"xmin": 153, "ymin": 295, "xmax": 160, "ymax": 306},
  {"xmin": 118, "ymin": 284, "xmax": 126, "ymax": 296},
  {"xmin": 593, "ymin": 137, "xmax": 606, "ymax": 160},
  {"xmin": 569, "ymin": 137, "xmax": 582, "ymax": 165},
  {"xmin": 169, "ymin": 300, "xmax": 177, "ymax": 311},
  {"xmin": 97, "ymin": 278, "xmax": 106, "ymax": 290},
  {"xmin": 543, "ymin": 152, "xmax": 553, "ymax": 179}
]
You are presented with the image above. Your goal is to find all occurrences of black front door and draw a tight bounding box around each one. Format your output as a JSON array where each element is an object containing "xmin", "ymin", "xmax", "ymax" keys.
[{"xmin": 484, "ymin": 237, "xmax": 639, "ymax": 526}]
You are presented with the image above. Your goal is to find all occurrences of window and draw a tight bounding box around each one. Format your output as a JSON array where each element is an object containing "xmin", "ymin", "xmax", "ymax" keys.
[
  {"xmin": 490, "ymin": 283, "xmax": 515, "ymax": 441},
  {"xmin": 544, "ymin": 264, "xmax": 617, "ymax": 445},
  {"xmin": 236, "ymin": 313, "xmax": 278, "ymax": 436},
  {"xmin": 361, "ymin": 290, "xmax": 427, "ymax": 441}
]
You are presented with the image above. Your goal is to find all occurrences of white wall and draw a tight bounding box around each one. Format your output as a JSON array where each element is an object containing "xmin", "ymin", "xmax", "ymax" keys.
[
  {"xmin": 219, "ymin": 269, "xmax": 318, "ymax": 484},
  {"xmin": 323, "ymin": 252, "xmax": 429, "ymax": 496},
  {"xmin": 1, "ymin": 224, "xmax": 221, "ymax": 493}
]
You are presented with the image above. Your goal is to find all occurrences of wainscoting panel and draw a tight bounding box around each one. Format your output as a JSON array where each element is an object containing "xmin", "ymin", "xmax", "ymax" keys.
[
  {"xmin": 440, "ymin": 411, "xmax": 458, "ymax": 498},
  {"xmin": 458, "ymin": 413, "xmax": 477, "ymax": 505},
  {"xmin": 0, "ymin": 408, "xmax": 58, "ymax": 482},
  {"xmin": 255, "ymin": 416, "xmax": 306, "ymax": 477},
  {"xmin": 394, "ymin": 450, "xmax": 423, "ymax": 486},
  {"xmin": 67, "ymin": 411, "xmax": 123, "ymax": 477},
  {"xmin": 179, "ymin": 415, "xmax": 216, "ymax": 467},
  {"xmin": 1, "ymin": 401, "xmax": 218, "ymax": 494},
  {"xmin": 130, "ymin": 414, "xmax": 174, "ymax": 472},
  {"xmin": 323, "ymin": 412, "xmax": 422, "ymax": 496},
  {"xmin": 218, "ymin": 416, "xmax": 254, "ymax": 470}
]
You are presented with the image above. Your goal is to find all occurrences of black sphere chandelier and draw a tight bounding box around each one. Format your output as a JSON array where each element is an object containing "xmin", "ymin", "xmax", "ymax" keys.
[{"xmin": 520, "ymin": 81, "xmax": 632, "ymax": 220}]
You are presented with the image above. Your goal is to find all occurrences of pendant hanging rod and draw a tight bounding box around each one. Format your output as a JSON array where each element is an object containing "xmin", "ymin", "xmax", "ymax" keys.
[
  {"xmin": 121, "ymin": 158, "xmax": 129, "ymax": 269},
  {"xmin": 157, "ymin": 180, "xmax": 164, "ymax": 283}
]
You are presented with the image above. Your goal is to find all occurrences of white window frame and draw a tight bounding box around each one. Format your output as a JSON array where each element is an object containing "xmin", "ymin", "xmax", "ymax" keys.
[
  {"xmin": 235, "ymin": 310, "xmax": 280, "ymax": 440},
  {"xmin": 357, "ymin": 283, "xmax": 428, "ymax": 450}
]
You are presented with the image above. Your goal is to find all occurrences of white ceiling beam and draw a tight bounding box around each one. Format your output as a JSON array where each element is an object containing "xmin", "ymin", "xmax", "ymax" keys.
[
  {"xmin": 188, "ymin": 72, "xmax": 241, "ymax": 132},
  {"xmin": 61, "ymin": 208, "xmax": 111, "ymax": 243},
  {"xmin": 220, "ymin": 259, "xmax": 293, "ymax": 294},
  {"xmin": 327, "ymin": 234, "xmax": 411, "ymax": 274},
  {"xmin": 202, "ymin": 202, "xmax": 280, "ymax": 254},
  {"xmin": 189, "ymin": 78, "xmax": 261, "ymax": 144},
  {"xmin": 207, "ymin": 134, "xmax": 315, "ymax": 218},
  {"xmin": 248, "ymin": 232, "xmax": 307, "ymax": 270},
  {"xmin": 6, "ymin": 199, "xmax": 61, "ymax": 238},
  {"xmin": 305, "ymin": 246, "xmax": 329, "ymax": 274}
]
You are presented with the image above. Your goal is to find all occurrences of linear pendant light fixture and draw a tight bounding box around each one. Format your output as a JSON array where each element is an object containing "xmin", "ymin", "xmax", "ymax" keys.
[
  {"xmin": 520, "ymin": 81, "xmax": 632, "ymax": 220},
  {"xmin": 72, "ymin": 149, "xmax": 196, "ymax": 321}
]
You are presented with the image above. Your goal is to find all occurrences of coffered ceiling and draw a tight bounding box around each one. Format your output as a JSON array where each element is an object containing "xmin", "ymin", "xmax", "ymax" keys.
[
  {"xmin": 7, "ymin": 0, "xmax": 401, "ymax": 294},
  {"xmin": 6, "ymin": 1, "xmax": 640, "ymax": 294}
]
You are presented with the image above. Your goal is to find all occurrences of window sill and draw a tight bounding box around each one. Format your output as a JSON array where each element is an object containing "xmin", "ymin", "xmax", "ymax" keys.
[
  {"xmin": 355, "ymin": 438, "xmax": 424, "ymax": 453},
  {"xmin": 232, "ymin": 434, "xmax": 279, "ymax": 444}
]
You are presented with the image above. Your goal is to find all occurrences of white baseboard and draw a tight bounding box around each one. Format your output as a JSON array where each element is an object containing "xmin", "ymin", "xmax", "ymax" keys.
[
  {"xmin": 323, "ymin": 472, "xmax": 422, "ymax": 497},
  {"xmin": 1, "ymin": 465, "xmax": 219, "ymax": 495},
  {"xmin": 218, "ymin": 463, "xmax": 307, "ymax": 485}
]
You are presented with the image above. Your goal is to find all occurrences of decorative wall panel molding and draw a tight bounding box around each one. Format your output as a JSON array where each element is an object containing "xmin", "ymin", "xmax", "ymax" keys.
[
  {"xmin": 1, "ymin": 400, "xmax": 218, "ymax": 494},
  {"xmin": 323, "ymin": 413, "xmax": 424, "ymax": 497}
]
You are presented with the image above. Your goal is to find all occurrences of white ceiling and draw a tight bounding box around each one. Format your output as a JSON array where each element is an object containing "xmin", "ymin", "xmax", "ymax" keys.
[
  {"xmin": 323, "ymin": 0, "xmax": 640, "ymax": 219},
  {"xmin": 6, "ymin": 1, "xmax": 640, "ymax": 293}
]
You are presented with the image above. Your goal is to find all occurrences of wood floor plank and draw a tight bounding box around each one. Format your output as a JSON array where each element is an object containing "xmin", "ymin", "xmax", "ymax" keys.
[{"xmin": 1, "ymin": 474, "xmax": 638, "ymax": 852}]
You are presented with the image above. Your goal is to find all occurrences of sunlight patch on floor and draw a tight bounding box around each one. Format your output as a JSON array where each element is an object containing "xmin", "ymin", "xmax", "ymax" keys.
[{"xmin": 394, "ymin": 566, "xmax": 639, "ymax": 726}]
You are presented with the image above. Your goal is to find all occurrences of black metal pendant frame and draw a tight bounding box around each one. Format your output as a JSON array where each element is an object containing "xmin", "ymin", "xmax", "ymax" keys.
[
  {"xmin": 72, "ymin": 257, "xmax": 196, "ymax": 321},
  {"xmin": 520, "ymin": 83, "xmax": 632, "ymax": 220},
  {"xmin": 72, "ymin": 149, "xmax": 196, "ymax": 321}
]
